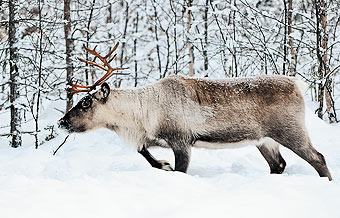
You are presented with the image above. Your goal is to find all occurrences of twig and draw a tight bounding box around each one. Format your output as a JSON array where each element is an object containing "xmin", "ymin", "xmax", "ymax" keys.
[
  {"xmin": 0, "ymin": 130, "xmax": 41, "ymax": 137},
  {"xmin": 53, "ymin": 135, "xmax": 69, "ymax": 155},
  {"xmin": 324, "ymin": 64, "xmax": 340, "ymax": 83}
]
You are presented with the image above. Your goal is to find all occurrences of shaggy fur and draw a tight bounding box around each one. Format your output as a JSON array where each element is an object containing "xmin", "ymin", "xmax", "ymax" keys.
[{"xmin": 59, "ymin": 75, "xmax": 332, "ymax": 180}]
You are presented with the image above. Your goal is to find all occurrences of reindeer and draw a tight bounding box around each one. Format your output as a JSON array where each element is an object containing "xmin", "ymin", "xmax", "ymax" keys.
[{"xmin": 58, "ymin": 43, "xmax": 332, "ymax": 181}]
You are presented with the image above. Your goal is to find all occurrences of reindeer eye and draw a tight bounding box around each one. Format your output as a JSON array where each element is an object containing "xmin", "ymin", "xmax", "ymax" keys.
[{"xmin": 81, "ymin": 97, "xmax": 92, "ymax": 109}]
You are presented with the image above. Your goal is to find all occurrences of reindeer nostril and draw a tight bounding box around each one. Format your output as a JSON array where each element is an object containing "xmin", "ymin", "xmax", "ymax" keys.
[
  {"xmin": 58, "ymin": 119, "xmax": 70, "ymax": 129},
  {"xmin": 58, "ymin": 119, "xmax": 64, "ymax": 128}
]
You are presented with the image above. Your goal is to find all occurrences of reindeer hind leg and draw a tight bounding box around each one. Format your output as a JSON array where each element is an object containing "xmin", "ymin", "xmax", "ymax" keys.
[{"xmin": 269, "ymin": 127, "xmax": 332, "ymax": 181}]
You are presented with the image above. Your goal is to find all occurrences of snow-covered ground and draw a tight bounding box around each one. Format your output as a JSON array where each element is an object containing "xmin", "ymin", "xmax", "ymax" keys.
[{"xmin": 0, "ymin": 99, "xmax": 340, "ymax": 218}]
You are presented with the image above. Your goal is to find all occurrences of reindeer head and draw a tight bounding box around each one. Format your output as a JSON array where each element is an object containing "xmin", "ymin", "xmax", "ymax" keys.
[
  {"xmin": 58, "ymin": 83, "xmax": 111, "ymax": 133},
  {"xmin": 58, "ymin": 43, "xmax": 127, "ymax": 133}
]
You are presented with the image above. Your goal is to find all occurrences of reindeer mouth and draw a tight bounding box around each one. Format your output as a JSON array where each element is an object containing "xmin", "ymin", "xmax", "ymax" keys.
[
  {"xmin": 58, "ymin": 118, "xmax": 88, "ymax": 133},
  {"xmin": 58, "ymin": 118, "xmax": 75, "ymax": 133},
  {"xmin": 64, "ymin": 128, "xmax": 75, "ymax": 134}
]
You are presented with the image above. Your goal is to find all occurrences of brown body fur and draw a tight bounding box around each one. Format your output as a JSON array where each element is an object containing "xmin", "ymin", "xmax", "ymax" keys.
[{"xmin": 155, "ymin": 76, "xmax": 302, "ymax": 141}]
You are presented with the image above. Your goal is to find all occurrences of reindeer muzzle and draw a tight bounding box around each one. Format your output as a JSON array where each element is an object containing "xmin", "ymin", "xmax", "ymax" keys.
[{"xmin": 58, "ymin": 118, "xmax": 73, "ymax": 133}]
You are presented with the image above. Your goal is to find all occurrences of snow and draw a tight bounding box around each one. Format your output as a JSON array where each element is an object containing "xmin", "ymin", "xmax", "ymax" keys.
[{"xmin": 0, "ymin": 103, "xmax": 340, "ymax": 218}]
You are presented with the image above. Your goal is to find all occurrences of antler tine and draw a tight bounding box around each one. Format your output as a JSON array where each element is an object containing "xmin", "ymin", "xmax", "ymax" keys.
[
  {"xmin": 83, "ymin": 45, "xmax": 107, "ymax": 65},
  {"xmin": 83, "ymin": 44, "xmax": 98, "ymax": 54},
  {"xmin": 93, "ymin": 67, "xmax": 129, "ymax": 86},
  {"xmin": 77, "ymin": 57, "xmax": 107, "ymax": 71},
  {"xmin": 82, "ymin": 44, "xmax": 112, "ymax": 72},
  {"xmin": 82, "ymin": 43, "xmax": 121, "ymax": 71},
  {"xmin": 66, "ymin": 80, "xmax": 93, "ymax": 98},
  {"xmin": 67, "ymin": 42, "xmax": 129, "ymax": 97},
  {"xmin": 83, "ymin": 43, "xmax": 128, "ymax": 87}
]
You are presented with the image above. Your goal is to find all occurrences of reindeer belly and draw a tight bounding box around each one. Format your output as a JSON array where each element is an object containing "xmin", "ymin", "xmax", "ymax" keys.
[
  {"xmin": 193, "ymin": 128, "xmax": 265, "ymax": 149},
  {"xmin": 193, "ymin": 138, "xmax": 267, "ymax": 149}
]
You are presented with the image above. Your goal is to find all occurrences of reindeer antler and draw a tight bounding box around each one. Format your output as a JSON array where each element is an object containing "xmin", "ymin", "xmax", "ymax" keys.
[{"xmin": 67, "ymin": 42, "xmax": 128, "ymax": 97}]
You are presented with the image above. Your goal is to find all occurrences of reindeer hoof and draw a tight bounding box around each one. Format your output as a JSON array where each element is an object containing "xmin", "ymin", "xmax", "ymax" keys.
[{"xmin": 159, "ymin": 160, "xmax": 173, "ymax": 171}]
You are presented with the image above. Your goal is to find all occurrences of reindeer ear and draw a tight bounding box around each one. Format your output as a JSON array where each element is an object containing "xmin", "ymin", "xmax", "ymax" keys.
[{"xmin": 99, "ymin": 83, "xmax": 110, "ymax": 102}]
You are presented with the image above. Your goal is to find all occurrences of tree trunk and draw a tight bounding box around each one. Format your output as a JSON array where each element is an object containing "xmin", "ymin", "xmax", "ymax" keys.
[
  {"xmin": 162, "ymin": 28, "xmax": 171, "ymax": 78},
  {"xmin": 187, "ymin": 0, "xmax": 195, "ymax": 76},
  {"xmin": 315, "ymin": 0, "xmax": 323, "ymax": 119},
  {"xmin": 232, "ymin": 0, "xmax": 237, "ymax": 77},
  {"xmin": 35, "ymin": 0, "xmax": 43, "ymax": 149},
  {"xmin": 283, "ymin": 0, "xmax": 288, "ymax": 75},
  {"xmin": 315, "ymin": 0, "xmax": 335, "ymax": 122},
  {"xmin": 64, "ymin": 0, "xmax": 73, "ymax": 112},
  {"xmin": 319, "ymin": 0, "xmax": 335, "ymax": 123},
  {"xmin": 287, "ymin": 0, "xmax": 297, "ymax": 76},
  {"xmin": 120, "ymin": 2, "xmax": 129, "ymax": 68},
  {"xmin": 169, "ymin": 0, "xmax": 179, "ymax": 74},
  {"xmin": 152, "ymin": 1, "xmax": 162, "ymax": 79},
  {"xmin": 134, "ymin": 13, "xmax": 139, "ymax": 87},
  {"xmin": 210, "ymin": 0, "xmax": 227, "ymax": 76},
  {"xmin": 85, "ymin": 0, "xmax": 96, "ymax": 85},
  {"xmin": 203, "ymin": 0, "xmax": 209, "ymax": 71},
  {"xmin": 9, "ymin": 0, "xmax": 22, "ymax": 148},
  {"xmin": 324, "ymin": 78, "xmax": 336, "ymax": 122}
]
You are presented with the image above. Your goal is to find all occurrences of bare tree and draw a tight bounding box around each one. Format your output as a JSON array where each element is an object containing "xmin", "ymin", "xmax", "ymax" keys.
[
  {"xmin": 64, "ymin": 0, "xmax": 74, "ymax": 112},
  {"xmin": 85, "ymin": 0, "xmax": 96, "ymax": 85},
  {"xmin": 170, "ymin": 0, "xmax": 179, "ymax": 74},
  {"xmin": 231, "ymin": 0, "xmax": 238, "ymax": 77},
  {"xmin": 283, "ymin": 0, "xmax": 288, "ymax": 75},
  {"xmin": 120, "ymin": 1, "xmax": 129, "ymax": 68},
  {"xmin": 133, "ymin": 12, "xmax": 139, "ymax": 87},
  {"xmin": 186, "ymin": 0, "xmax": 195, "ymax": 76},
  {"xmin": 203, "ymin": 0, "xmax": 209, "ymax": 71},
  {"xmin": 315, "ymin": 0, "xmax": 336, "ymax": 122},
  {"xmin": 152, "ymin": 0, "xmax": 162, "ymax": 79},
  {"xmin": 8, "ymin": 0, "xmax": 22, "ymax": 148},
  {"xmin": 287, "ymin": 0, "xmax": 296, "ymax": 76},
  {"xmin": 283, "ymin": 0, "xmax": 296, "ymax": 76},
  {"xmin": 34, "ymin": 0, "xmax": 44, "ymax": 149}
]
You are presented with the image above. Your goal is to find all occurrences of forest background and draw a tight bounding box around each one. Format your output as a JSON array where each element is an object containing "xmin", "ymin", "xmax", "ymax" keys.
[{"xmin": 0, "ymin": 0, "xmax": 339, "ymax": 148}]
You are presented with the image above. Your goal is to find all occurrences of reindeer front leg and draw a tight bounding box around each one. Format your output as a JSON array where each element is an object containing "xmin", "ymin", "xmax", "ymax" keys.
[
  {"xmin": 171, "ymin": 144, "xmax": 191, "ymax": 173},
  {"xmin": 138, "ymin": 145, "xmax": 173, "ymax": 171}
]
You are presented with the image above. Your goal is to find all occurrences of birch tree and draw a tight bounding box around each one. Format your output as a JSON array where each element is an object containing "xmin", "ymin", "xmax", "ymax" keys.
[
  {"xmin": 64, "ymin": 0, "xmax": 74, "ymax": 112},
  {"xmin": 315, "ymin": 0, "xmax": 336, "ymax": 122},
  {"xmin": 186, "ymin": 0, "xmax": 195, "ymax": 76},
  {"xmin": 8, "ymin": 0, "xmax": 22, "ymax": 148}
]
